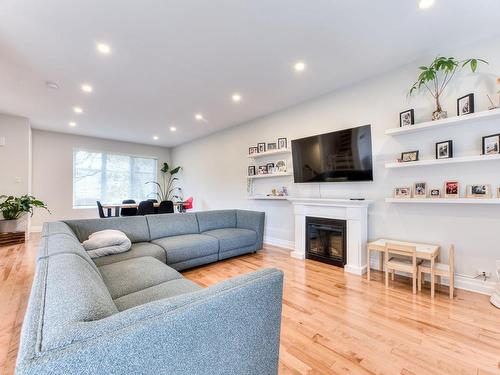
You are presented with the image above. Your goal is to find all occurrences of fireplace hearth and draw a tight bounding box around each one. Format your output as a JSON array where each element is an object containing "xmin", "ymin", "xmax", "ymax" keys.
[{"xmin": 305, "ymin": 216, "xmax": 346, "ymax": 267}]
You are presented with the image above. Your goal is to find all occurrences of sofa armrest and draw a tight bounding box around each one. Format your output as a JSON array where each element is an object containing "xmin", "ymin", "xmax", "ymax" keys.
[
  {"xmin": 16, "ymin": 268, "xmax": 283, "ymax": 375},
  {"xmin": 236, "ymin": 210, "xmax": 265, "ymax": 248}
]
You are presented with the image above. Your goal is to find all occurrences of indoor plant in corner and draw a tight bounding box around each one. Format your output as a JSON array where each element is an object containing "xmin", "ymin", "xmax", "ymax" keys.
[
  {"xmin": 147, "ymin": 162, "xmax": 182, "ymax": 202},
  {"xmin": 409, "ymin": 56, "xmax": 488, "ymax": 120},
  {"xmin": 0, "ymin": 195, "xmax": 49, "ymax": 245}
]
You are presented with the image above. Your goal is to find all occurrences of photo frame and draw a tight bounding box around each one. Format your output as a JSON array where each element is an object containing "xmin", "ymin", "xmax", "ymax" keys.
[
  {"xmin": 466, "ymin": 184, "xmax": 491, "ymax": 198},
  {"xmin": 394, "ymin": 187, "xmax": 412, "ymax": 198},
  {"xmin": 257, "ymin": 165, "xmax": 268, "ymax": 175},
  {"xmin": 429, "ymin": 189, "xmax": 441, "ymax": 198},
  {"xmin": 457, "ymin": 93, "xmax": 475, "ymax": 116},
  {"xmin": 248, "ymin": 166, "xmax": 256, "ymax": 176},
  {"xmin": 248, "ymin": 147, "xmax": 258, "ymax": 155},
  {"xmin": 444, "ymin": 181, "xmax": 459, "ymax": 198},
  {"xmin": 399, "ymin": 109, "xmax": 415, "ymax": 127},
  {"xmin": 257, "ymin": 143, "xmax": 266, "ymax": 153},
  {"xmin": 413, "ymin": 182, "xmax": 427, "ymax": 198},
  {"xmin": 435, "ymin": 140, "xmax": 453, "ymax": 159},
  {"xmin": 275, "ymin": 160, "xmax": 287, "ymax": 173},
  {"xmin": 482, "ymin": 134, "xmax": 500, "ymax": 155},
  {"xmin": 267, "ymin": 142, "xmax": 277, "ymax": 150},
  {"xmin": 401, "ymin": 150, "xmax": 419, "ymax": 162},
  {"xmin": 277, "ymin": 137, "xmax": 287, "ymax": 150},
  {"xmin": 266, "ymin": 162, "xmax": 275, "ymax": 173}
]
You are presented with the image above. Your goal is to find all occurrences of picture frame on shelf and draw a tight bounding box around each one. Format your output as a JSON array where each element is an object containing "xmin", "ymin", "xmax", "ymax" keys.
[
  {"xmin": 401, "ymin": 150, "xmax": 419, "ymax": 162},
  {"xmin": 266, "ymin": 162, "xmax": 275, "ymax": 173},
  {"xmin": 249, "ymin": 147, "xmax": 258, "ymax": 155},
  {"xmin": 466, "ymin": 184, "xmax": 491, "ymax": 198},
  {"xmin": 257, "ymin": 165, "xmax": 268, "ymax": 175},
  {"xmin": 267, "ymin": 142, "xmax": 277, "ymax": 150},
  {"xmin": 430, "ymin": 189, "xmax": 441, "ymax": 198},
  {"xmin": 399, "ymin": 109, "xmax": 415, "ymax": 127},
  {"xmin": 277, "ymin": 137, "xmax": 287, "ymax": 150},
  {"xmin": 444, "ymin": 181, "xmax": 459, "ymax": 198},
  {"xmin": 248, "ymin": 166, "xmax": 256, "ymax": 176},
  {"xmin": 414, "ymin": 182, "xmax": 427, "ymax": 198},
  {"xmin": 457, "ymin": 93, "xmax": 475, "ymax": 116},
  {"xmin": 394, "ymin": 187, "xmax": 412, "ymax": 198},
  {"xmin": 257, "ymin": 143, "xmax": 266, "ymax": 153},
  {"xmin": 435, "ymin": 140, "xmax": 453, "ymax": 159},
  {"xmin": 482, "ymin": 133, "xmax": 500, "ymax": 155},
  {"xmin": 275, "ymin": 160, "xmax": 287, "ymax": 173}
]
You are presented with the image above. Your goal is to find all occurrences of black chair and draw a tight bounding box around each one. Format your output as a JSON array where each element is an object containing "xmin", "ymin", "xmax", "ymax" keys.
[
  {"xmin": 136, "ymin": 200, "xmax": 155, "ymax": 216},
  {"xmin": 120, "ymin": 199, "xmax": 138, "ymax": 216},
  {"xmin": 96, "ymin": 201, "xmax": 109, "ymax": 218},
  {"xmin": 158, "ymin": 200, "xmax": 174, "ymax": 214},
  {"xmin": 148, "ymin": 199, "xmax": 159, "ymax": 214}
]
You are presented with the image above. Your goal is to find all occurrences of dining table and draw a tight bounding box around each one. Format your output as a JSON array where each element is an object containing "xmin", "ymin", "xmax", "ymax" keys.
[{"xmin": 101, "ymin": 202, "xmax": 184, "ymax": 217}]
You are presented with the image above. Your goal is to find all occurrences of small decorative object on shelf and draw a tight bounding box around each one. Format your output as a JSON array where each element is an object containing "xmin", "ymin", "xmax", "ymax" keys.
[
  {"xmin": 257, "ymin": 165, "xmax": 268, "ymax": 175},
  {"xmin": 267, "ymin": 186, "xmax": 289, "ymax": 197},
  {"xmin": 466, "ymin": 184, "xmax": 492, "ymax": 198},
  {"xmin": 487, "ymin": 78, "xmax": 500, "ymax": 110},
  {"xmin": 267, "ymin": 142, "xmax": 277, "ymax": 150},
  {"xmin": 457, "ymin": 93, "xmax": 474, "ymax": 116},
  {"xmin": 436, "ymin": 140, "xmax": 453, "ymax": 159},
  {"xmin": 482, "ymin": 133, "xmax": 500, "ymax": 155},
  {"xmin": 401, "ymin": 150, "xmax": 419, "ymax": 162},
  {"xmin": 414, "ymin": 182, "xmax": 427, "ymax": 198},
  {"xmin": 409, "ymin": 56, "xmax": 487, "ymax": 121},
  {"xmin": 249, "ymin": 147, "xmax": 258, "ymax": 155},
  {"xmin": 399, "ymin": 109, "xmax": 415, "ymax": 127},
  {"xmin": 444, "ymin": 181, "xmax": 459, "ymax": 198},
  {"xmin": 394, "ymin": 187, "xmax": 412, "ymax": 198},
  {"xmin": 257, "ymin": 143, "xmax": 266, "ymax": 153},
  {"xmin": 275, "ymin": 160, "xmax": 287, "ymax": 172},
  {"xmin": 497, "ymin": 187, "xmax": 500, "ymax": 198},
  {"xmin": 277, "ymin": 137, "xmax": 287, "ymax": 149},
  {"xmin": 430, "ymin": 189, "xmax": 441, "ymax": 198},
  {"xmin": 248, "ymin": 166, "xmax": 256, "ymax": 176}
]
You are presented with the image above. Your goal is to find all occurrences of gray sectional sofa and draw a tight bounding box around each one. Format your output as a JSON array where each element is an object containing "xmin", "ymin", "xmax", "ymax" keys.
[{"xmin": 16, "ymin": 210, "xmax": 284, "ymax": 375}]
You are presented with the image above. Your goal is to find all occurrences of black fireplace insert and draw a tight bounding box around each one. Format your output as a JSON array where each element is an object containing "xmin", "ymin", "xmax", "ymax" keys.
[{"xmin": 305, "ymin": 216, "xmax": 346, "ymax": 267}]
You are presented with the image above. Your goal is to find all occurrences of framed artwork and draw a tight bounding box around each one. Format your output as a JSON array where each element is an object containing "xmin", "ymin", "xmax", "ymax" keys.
[
  {"xmin": 257, "ymin": 165, "xmax": 268, "ymax": 175},
  {"xmin": 277, "ymin": 137, "xmax": 287, "ymax": 150},
  {"xmin": 429, "ymin": 189, "xmax": 441, "ymax": 198},
  {"xmin": 257, "ymin": 143, "xmax": 266, "ymax": 153},
  {"xmin": 394, "ymin": 187, "xmax": 412, "ymax": 198},
  {"xmin": 414, "ymin": 182, "xmax": 427, "ymax": 198},
  {"xmin": 275, "ymin": 160, "xmax": 287, "ymax": 173},
  {"xmin": 248, "ymin": 166, "xmax": 256, "ymax": 176},
  {"xmin": 482, "ymin": 134, "xmax": 500, "ymax": 155},
  {"xmin": 248, "ymin": 147, "xmax": 258, "ymax": 155},
  {"xmin": 266, "ymin": 162, "xmax": 275, "ymax": 173},
  {"xmin": 457, "ymin": 93, "xmax": 474, "ymax": 116},
  {"xmin": 466, "ymin": 184, "xmax": 491, "ymax": 198},
  {"xmin": 444, "ymin": 181, "xmax": 459, "ymax": 198},
  {"xmin": 399, "ymin": 109, "xmax": 415, "ymax": 127},
  {"xmin": 401, "ymin": 150, "xmax": 419, "ymax": 162},
  {"xmin": 267, "ymin": 143, "xmax": 277, "ymax": 150},
  {"xmin": 435, "ymin": 140, "xmax": 453, "ymax": 159}
]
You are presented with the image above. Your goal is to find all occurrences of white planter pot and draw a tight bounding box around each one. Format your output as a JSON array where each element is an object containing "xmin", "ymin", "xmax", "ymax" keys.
[{"xmin": 0, "ymin": 214, "xmax": 28, "ymax": 233}]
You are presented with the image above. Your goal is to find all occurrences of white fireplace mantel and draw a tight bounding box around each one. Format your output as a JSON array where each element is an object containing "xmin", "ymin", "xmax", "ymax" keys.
[{"xmin": 287, "ymin": 197, "xmax": 373, "ymax": 275}]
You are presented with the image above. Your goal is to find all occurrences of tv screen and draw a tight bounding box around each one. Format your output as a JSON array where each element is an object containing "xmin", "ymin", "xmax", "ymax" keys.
[{"xmin": 292, "ymin": 125, "xmax": 373, "ymax": 183}]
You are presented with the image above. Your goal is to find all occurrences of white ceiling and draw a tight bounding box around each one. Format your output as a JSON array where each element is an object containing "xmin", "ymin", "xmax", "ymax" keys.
[{"xmin": 0, "ymin": 0, "xmax": 499, "ymax": 147}]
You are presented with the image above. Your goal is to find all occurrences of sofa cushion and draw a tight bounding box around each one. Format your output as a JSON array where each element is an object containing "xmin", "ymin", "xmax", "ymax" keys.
[
  {"xmin": 41, "ymin": 221, "xmax": 78, "ymax": 239},
  {"xmin": 196, "ymin": 210, "xmax": 236, "ymax": 233},
  {"xmin": 114, "ymin": 278, "xmax": 202, "ymax": 311},
  {"xmin": 98, "ymin": 256, "xmax": 182, "ymax": 299},
  {"xmin": 146, "ymin": 213, "xmax": 199, "ymax": 240},
  {"xmin": 64, "ymin": 216, "xmax": 150, "ymax": 243},
  {"xmin": 203, "ymin": 228, "xmax": 257, "ymax": 253},
  {"xmin": 92, "ymin": 242, "xmax": 166, "ymax": 266},
  {"xmin": 152, "ymin": 234, "xmax": 219, "ymax": 264}
]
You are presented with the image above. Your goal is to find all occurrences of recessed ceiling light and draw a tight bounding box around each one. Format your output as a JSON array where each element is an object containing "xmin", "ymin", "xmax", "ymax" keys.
[
  {"xmin": 96, "ymin": 43, "xmax": 111, "ymax": 54},
  {"xmin": 418, "ymin": 0, "xmax": 435, "ymax": 9},
  {"xmin": 73, "ymin": 107, "xmax": 83, "ymax": 114},
  {"xmin": 294, "ymin": 61, "xmax": 306, "ymax": 72},
  {"xmin": 69, "ymin": 121, "xmax": 76, "ymax": 127},
  {"xmin": 195, "ymin": 113, "xmax": 204, "ymax": 121},
  {"xmin": 81, "ymin": 84, "xmax": 93, "ymax": 93},
  {"xmin": 153, "ymin": 135, "xmax": 159, "ymax": 140},
  {"xmin": 170, "ymin": 126, "xmax": 177, "ymax": 132},
  {"xmin": 232, "ymin": 93, "xmax": 241, "ymax": 102},
  {"xmin": 46, "ymin": 81, "xmax": 59, "ymax": 90}
]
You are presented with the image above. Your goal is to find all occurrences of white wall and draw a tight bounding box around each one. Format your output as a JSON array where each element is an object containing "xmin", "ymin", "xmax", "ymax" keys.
[
  {"xmin": 172, "ymin": 36, "xmax": 500, "ymax": 284},
  {"xmin": 31, "ymin": 130, "xmax": 171, "ymax": 227}
]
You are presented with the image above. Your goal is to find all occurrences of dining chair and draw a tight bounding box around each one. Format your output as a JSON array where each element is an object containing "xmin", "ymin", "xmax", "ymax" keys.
[
  {"xmin": 418, "ymin": 245, "xmax": 455, "ymax": 299},
  {"xmin": 120, "ymin": 199, "xmax": 138, "ymax": 216},
  {"xmin": 148, "ymin": 199, "xmax": 159, "ymax": 214},
  {"xmin": 385, "ymin": 242, "xmax": 421, "ymax": 294},
  {"xmin": 137, "ymin": 200, "xmax": 155, "ymax": 216},
  {"xmin": 96, "ymin": 201, "xmax": 108, "ymax": 218},
  {"xmin": 158, "ymin": 200, "xmax": 174, "ymax": 214}
]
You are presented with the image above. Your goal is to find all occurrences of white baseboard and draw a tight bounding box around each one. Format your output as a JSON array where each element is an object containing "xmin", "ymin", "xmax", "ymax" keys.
[
  {"xmin": 369, "ymin": 257, "xmax": 496, "ymax": 296},
  {"xmin": 264, "ymin": 236, "xmax": 295, "ymax": 250}
]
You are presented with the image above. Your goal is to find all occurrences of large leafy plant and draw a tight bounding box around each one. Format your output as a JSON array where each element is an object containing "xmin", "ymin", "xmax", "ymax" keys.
[
  {"xmin": 0, "ymin": 195, "xmax": 49, "ymax": 220},
  {"xmin": 409, "ymin": 56, "xmax": 487, "ymax": 117},
  {"xmin": 147, "ymin": 162, "xmax": 182, "ymax": 201}
]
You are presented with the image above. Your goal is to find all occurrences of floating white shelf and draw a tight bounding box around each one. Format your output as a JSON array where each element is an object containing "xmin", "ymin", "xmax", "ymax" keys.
[
  {"xmin": 247, "ymin": 148, "xmax": 291, "ymax": 158},
  {"xmin": 385, "ymin": 108, "xmax": 500, "ymax": 136},
  {"xmin": 247, "ymin": 172, "xmax": 293, "ymax": 179},
  {"xmin": 385, "ymin": 153, "xmax": 500, "ymax": 169},
  {"xmin": 385, "ymin": 198, "xmax": 500, "ymax": 205},
  {"xmin": 246, "ymin": 195, "xmax": 289, "ymax": 200}
]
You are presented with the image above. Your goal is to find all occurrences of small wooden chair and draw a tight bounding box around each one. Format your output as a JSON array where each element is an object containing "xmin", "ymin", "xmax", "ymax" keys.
[
  {"xmin": 385, "ymin": 242, "xmax": 421, "ymax": 294},
  {"xmin": 418, "ymin": 245, "xmax": 455, "ymax": 299}
]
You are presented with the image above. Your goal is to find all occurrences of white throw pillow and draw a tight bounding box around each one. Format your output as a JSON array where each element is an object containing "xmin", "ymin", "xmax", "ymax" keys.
[{"xmin": 82, "ymin": 229, "xmax": 132, "ymax": 259}]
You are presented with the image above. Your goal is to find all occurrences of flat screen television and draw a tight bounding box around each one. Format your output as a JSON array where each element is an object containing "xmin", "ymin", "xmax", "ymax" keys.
[{"xmin": 292, "ymin": 125, "xmax": 373, "ymax": 183}]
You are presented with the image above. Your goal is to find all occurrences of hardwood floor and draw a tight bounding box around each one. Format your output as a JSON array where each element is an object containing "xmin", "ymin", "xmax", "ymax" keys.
[{"xmin": 1, "ymin": 236, "xmax": 499, "ymax": 375}]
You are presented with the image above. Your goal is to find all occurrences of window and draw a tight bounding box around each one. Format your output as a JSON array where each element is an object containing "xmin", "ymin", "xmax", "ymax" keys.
[{"xmin": 73, "ymin": 149, "xmax": 157, "ymax": 207}]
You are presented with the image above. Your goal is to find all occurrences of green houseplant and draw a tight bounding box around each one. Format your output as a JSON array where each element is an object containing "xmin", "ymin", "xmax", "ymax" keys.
[
  {"xmin": 0, "ymin": 195, "xmax": 49, "ymax": 240},
  {"xmin": 409, "ymin": 56, "xmax": 488, "ymax": 120},
  {"xmin": 147, "ymin": 162, "xmax": 182, "ymax": 202}
]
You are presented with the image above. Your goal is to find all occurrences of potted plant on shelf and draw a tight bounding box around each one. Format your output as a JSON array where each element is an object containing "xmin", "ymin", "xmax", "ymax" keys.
[
  {"xmin": 0, "ymin": 195, "xmax": 49, "ymax": 245},
  {"xmin": 147, "ymin": 162, "xmax": 182, "ymax": 202},
  {"xmin": 409, "ymin": 56, "xmax": 488, "ymax": 120}
]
